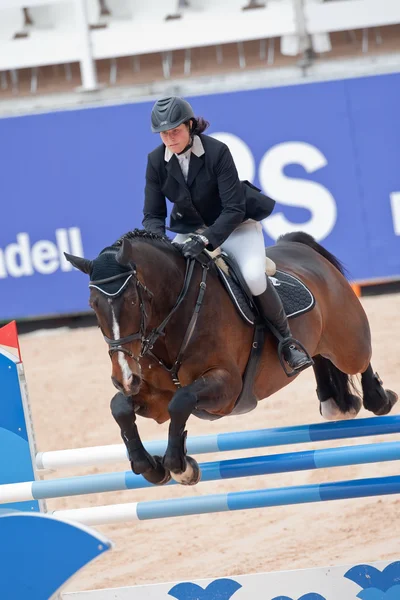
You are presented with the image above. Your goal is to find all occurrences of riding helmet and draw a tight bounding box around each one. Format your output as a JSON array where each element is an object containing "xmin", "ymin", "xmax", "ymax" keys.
[{"xmin": 151, "ymin": 96, "xmax": 195, "ymax": 133}]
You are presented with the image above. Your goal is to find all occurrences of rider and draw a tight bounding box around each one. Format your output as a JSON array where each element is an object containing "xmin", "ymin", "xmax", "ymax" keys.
[{"xmin": 142, "ymin": 95, "xmax": 312, "ymax": 373}]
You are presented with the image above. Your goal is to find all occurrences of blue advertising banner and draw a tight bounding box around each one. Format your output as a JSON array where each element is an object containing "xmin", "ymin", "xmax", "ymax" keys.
[{"xmin": 0, "ymin": 72, "xmax": 400, "ymax": 319}]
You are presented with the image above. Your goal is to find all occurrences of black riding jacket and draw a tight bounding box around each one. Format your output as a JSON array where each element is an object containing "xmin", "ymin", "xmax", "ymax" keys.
[{"xmin": 142, "ymin": 133, "xmax": 275, "ymax": 250}]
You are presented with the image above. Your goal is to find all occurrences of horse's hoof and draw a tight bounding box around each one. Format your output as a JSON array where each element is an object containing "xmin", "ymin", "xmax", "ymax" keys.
[
  {"xmin": 320, "ymin": 395, "xmax": 362, "ymax": 421},
  {"xmin": 375, "ymin": 390, "xmax": 398, "ymax": 415},
  {"xmin": 134, "ymin": 456, "xmax": 171, "ymax": 486},
  {"xmin": 170, "ymin": 456, "xmax": 201, "ymax": 486},
  {"xmin": 342, "ymin": 394, "xmax": 362, "ymax": 419}
]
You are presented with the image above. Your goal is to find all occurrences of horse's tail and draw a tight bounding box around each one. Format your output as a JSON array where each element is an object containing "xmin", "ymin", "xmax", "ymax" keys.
[{"xmin": 278, "ymin": 231, "xmax": 348, "ymax": 278}]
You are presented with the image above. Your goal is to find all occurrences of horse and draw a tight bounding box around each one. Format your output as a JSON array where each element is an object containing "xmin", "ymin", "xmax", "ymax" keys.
[{"xmin": 65, "ymin": 230, "xmax": 398, "ymax": 486}]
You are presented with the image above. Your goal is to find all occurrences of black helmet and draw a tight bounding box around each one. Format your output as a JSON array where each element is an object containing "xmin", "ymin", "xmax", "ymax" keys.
[{"xmin": 151, "ymin": 96, "xmax": 195, "ymax": 133}]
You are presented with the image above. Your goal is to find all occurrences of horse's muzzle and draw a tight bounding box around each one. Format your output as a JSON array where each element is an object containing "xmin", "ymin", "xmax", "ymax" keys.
[{"xmin": 111, "ymin": 375, "xmax": 141, "ymax": 397}]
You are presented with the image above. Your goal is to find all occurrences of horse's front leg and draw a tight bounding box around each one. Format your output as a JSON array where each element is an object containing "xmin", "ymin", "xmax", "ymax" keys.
[
  {"xmin": 163, "ymin": 367, "xmax": 242, "ymax": 485},
  {"xmin": 110, "ymin": 392, "xmax": 171, "ymax": 485}
]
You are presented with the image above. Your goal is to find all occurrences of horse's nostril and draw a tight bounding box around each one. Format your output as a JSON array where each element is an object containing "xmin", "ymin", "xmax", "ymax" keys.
[
  {"xmin": 130, "ymin": 375, "xmax": 141, "ymax": 392},
  {"xmin": 111, "ymin": 376, "xmax": 123, "ymax": 391}
]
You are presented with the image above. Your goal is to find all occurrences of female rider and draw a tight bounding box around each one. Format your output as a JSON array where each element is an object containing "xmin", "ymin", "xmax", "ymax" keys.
[{"xmin": 142, "ymin": 96, "xmax": 311, "ymax": 373}]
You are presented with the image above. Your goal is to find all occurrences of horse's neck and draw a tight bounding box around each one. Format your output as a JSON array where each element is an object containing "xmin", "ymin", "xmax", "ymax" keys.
[{"xmin": 135, "ymin": 242, "xmax": 185, "ymax": 322}]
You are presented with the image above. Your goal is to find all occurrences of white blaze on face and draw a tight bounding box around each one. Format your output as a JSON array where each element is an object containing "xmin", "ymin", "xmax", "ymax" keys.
[{"xmin": 110, "ymin": 301, "xmax": 133, "ymax": 388}]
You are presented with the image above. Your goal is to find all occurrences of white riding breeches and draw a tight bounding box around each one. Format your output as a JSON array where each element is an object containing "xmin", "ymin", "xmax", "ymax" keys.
[{"xmin": 174, "ymin": 220, "xmax": 267, "ymax": 296}]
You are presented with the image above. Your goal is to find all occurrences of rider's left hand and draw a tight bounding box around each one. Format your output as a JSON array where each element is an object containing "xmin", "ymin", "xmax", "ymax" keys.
[{"xmin": 182, "ymin": 234, "xmax": 208, "ymax": 259}]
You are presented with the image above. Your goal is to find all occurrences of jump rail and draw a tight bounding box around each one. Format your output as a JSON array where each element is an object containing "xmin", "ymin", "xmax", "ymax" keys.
[
  {"xmin": 35, "ymin": 415, "xmax": 400, "ymax": 470},
  {"xmin": 53, "ymin": 473, "xmax": 400, "ymax": 526},
  {"xmin": 2, "ymin": 440, "xmax": 400, "ymax": 504}
]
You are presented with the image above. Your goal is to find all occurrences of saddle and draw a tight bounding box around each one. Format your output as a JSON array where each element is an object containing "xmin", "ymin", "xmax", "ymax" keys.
[
  {"xmin": 213, "ymin": 251, "xmax": 315, "ymax": 326},
  {"xmin": 192, "ymin": 249, "xmax": 315, "ymax": 422}
]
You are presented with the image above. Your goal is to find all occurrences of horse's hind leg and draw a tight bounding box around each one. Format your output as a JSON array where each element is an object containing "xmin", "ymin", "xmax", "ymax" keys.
[
  {"xmin": 361, "ymin": 364, "xmax": 398, "ymax": 415},
  {"xmin": 313, "ymin": 355, "xmax": 362, "ymax": 420}
]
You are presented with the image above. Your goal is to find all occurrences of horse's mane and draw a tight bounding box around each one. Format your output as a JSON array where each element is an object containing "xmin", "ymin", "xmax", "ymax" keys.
[
  {"xmin": 112, "ymin": 229, "xmax": 177, "ymax": 252},
  {"xmin": 96, "ymin": 230, "xmax": 177, "ymax": 256}
]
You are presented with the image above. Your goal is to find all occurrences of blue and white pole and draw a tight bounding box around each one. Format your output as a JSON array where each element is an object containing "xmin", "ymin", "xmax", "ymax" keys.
[
  {"xmin": 2, "ymin": 440, "xmax": 400, "ymax": 504},
  {"xmin": 52, "ymin": 474, "xmax": 400, "ymax": 526},
  {"xmin": 36, "ymin": 415, "xmax": 400, "ymax": 471}
]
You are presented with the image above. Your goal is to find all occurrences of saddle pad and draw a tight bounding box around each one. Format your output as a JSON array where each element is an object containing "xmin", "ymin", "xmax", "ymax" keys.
[{"xmin": 217, "ymin": 268, "xmax": 315, "ymax": 325}]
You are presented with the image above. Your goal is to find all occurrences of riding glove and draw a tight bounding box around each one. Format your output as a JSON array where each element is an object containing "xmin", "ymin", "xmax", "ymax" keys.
[{"xmin": 182, "ymin": 234, "xmax": 209, "ymax": 259}]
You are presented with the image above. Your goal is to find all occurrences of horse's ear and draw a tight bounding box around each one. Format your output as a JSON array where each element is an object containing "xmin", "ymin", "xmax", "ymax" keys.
[
  {"xmin": 115, "ymin": 238, "xmax": 131, "ymax": 266},
  {"xmin": 64, "ymin": 253, "xmax": 93, "ymax": 275}
]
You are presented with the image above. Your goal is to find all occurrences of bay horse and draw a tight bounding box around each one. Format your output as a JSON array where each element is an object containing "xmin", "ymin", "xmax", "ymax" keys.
[{"xmin": 65, "ymin": 230, "xmax": 397, "ymax": 486}]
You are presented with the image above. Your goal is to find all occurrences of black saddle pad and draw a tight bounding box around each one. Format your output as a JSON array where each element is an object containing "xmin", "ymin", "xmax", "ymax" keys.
[{"xmin": 216, "ymin": 266, "xmax": 315, "ymax": 325}]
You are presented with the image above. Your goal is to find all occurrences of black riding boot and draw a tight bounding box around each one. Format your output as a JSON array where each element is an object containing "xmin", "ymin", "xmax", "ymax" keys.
[{"xmin": 253, "ymin": 283, "xmax": 313, "ymax": 372}]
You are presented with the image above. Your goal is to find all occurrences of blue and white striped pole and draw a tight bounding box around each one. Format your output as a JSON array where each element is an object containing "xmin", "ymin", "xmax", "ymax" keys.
[
  {"xmin": 4, "ymin": 440, "xmax": 400, "ymax": 504},
  {"xmin": 52, "ymin": 474, "xmax": 400, "ymax": 526},
  {"xmin": 36, "ymin": 415, "xmax": 400, "ymax": 471}
]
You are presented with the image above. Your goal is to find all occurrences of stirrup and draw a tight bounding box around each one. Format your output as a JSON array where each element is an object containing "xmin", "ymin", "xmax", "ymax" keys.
[{"xmin": 277, "ymin": 337, "xmax": 314, "ymax": 378}]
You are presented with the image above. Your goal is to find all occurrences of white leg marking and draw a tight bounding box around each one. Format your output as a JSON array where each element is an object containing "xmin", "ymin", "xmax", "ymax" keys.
[
  {"xmin": 110, "ymin": 303, "xmax": 133, "ymax": 386},
  {"xmin": 320, "ymin": 398, "xmax": 358, "ymax": 421}
]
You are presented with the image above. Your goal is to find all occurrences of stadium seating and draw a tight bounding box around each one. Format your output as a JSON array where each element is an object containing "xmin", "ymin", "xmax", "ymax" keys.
[
  {"xmin": 0, "ymin": 0, "xmax": 399, "ymax": 97},
  {"xmin": 305, "ymin": 0, "xmax": 400, "ymax": 34},
  {"xmin": 0, "ymin": 1, "xmax": 81, "ymax": 73}
]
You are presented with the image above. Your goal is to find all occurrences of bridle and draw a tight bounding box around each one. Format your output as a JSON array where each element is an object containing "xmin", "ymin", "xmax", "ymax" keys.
[
  {"xmin": 89, "ymin": 258, "xmax": 208, "ymax": 386},
  {"xmin": 90, "ymin": 269, "xmax": 150, "ymax": 365}
]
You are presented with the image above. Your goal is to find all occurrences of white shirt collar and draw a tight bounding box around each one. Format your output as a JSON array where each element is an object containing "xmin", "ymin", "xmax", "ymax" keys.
[{"xmin": 164, "ymin": 135, "xmax": 205, "ymax": 162}]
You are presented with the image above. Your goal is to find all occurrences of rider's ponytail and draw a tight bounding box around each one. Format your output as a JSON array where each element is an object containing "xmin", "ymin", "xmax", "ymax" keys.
[{"xmin": 190, "ymin": 117, "xmax": 210, "ymax": 135}]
